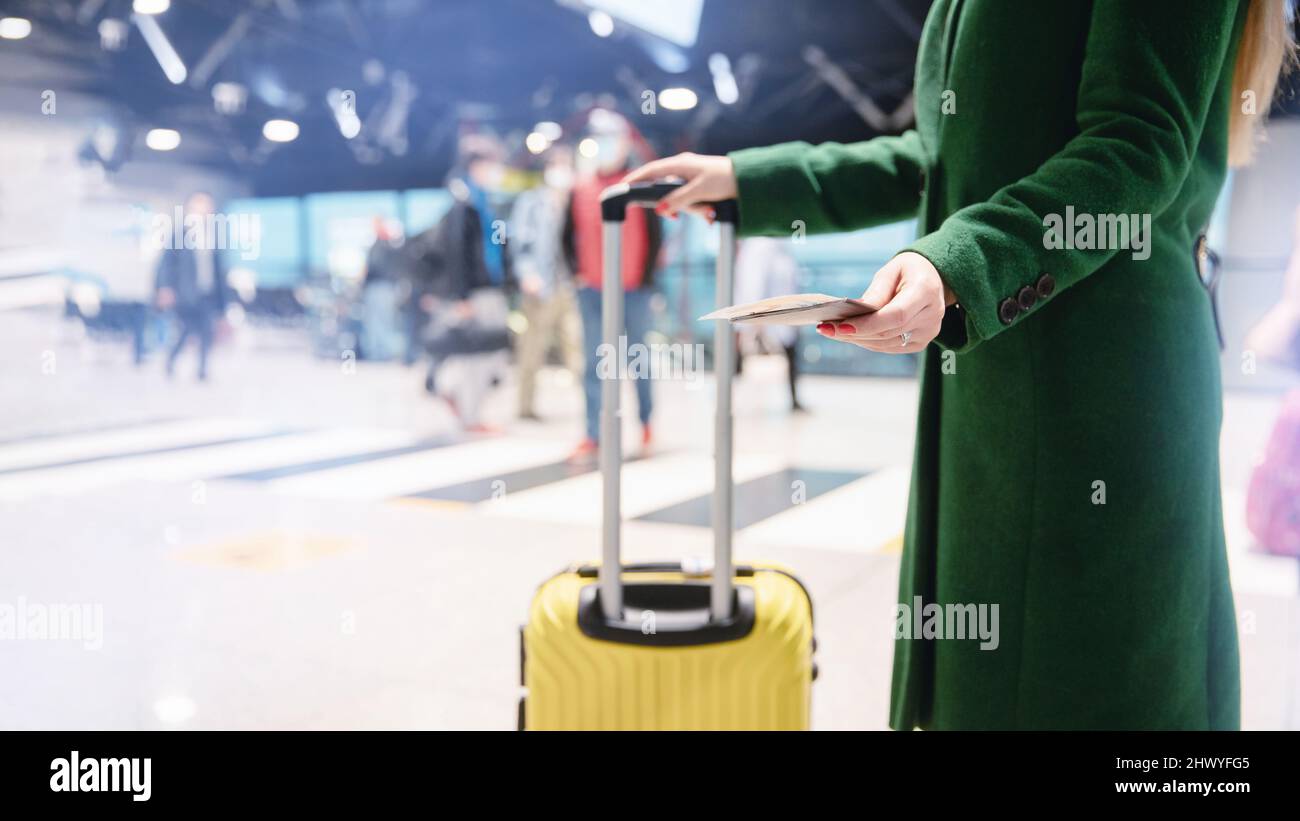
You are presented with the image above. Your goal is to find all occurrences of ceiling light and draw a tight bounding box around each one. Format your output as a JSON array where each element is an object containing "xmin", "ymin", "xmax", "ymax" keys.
[
  {"xmin": 133, "ymin": 13, "xmax": 186, "ymax": 84},
  {"xmin": 709, "ymin": 53, "xmax": 739, "ymax": 105},
  {"xmin": 326, "ymin": 89, "xmax": 360, "ymax": 139},
  {"xmin": 212, "ymin": 82, "xmax": 247, "ymax": 115},
  {"xmin": 588, "ymin": 10, "xmax": 614, "ymax": 38},
  {"xmin": 262, "ymin": 119, "xmax": 299, "ymax": 143},
  {"xmin": 525, "ymin": 132, "xmax": 550, "ymax": 155},
  {"xmin": 0, "ymin": 17, "xmax": 32, "ymax": 39},
  {"xmin": 144, "ymin": 128, "xmax": 181, "ymax": 151},
  {"xmin": 578, "ymin": 138, "xmax": 599, "ymax": 159},
  {"xmin": 534, "ymin": 121, "xmax": 562, "ymax": 141},
  {"xmin": 657, "ymin": 87, "xmax": 698, "ymax": 111},
  {"xmin": 98, "ymin": 18, "xmax": 128, "ymax": 50},
  {"xmin": 133, "ymin": 0, "xmax": 171, "ymax": 14}
]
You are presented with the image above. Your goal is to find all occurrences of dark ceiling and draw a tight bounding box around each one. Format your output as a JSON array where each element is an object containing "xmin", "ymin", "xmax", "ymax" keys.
[
  {"xmin": 6, "ymin": 1, "xmax": 1295, "ymax": 198},
  {"xmin": 0, "ymin": 0, "xmax": 932, "ymax": 195}
]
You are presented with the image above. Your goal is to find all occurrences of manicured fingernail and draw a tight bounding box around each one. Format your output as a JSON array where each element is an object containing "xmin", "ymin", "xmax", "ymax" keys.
[
  {"xmin": 837, "ymin": 323, "xmax": 855, "ymax": 334},
  {"xmin": 816, "ymin": 323, "xmax": 834, "ymax": 336},
  {"xmin": 654, "ymin": 203, "xmax": 668, "ymax": 215}
]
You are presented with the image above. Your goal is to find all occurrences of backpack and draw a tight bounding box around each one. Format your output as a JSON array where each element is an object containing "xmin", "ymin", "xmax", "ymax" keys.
[{"xmin": 1246, "ymin": 388, "xmax": 1300, "ymax": 557}]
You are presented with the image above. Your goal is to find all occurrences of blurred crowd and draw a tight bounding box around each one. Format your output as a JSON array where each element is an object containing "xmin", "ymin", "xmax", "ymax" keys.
[{"xmin": 139, "ymin": 109, "xmax": 806, "ymax": 465}]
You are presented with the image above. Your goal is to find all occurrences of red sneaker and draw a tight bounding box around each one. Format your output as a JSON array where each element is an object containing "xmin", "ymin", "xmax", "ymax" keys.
[
  {"xmin": 566, "ymin": 438, "xmax": 598, "ymax": 465},
  {"xmin": 641, "ymin": 424, "xmax": 653, "ymax": 456}
]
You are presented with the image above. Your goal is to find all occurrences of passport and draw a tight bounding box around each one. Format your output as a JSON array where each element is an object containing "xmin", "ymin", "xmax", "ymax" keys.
[{"xmin": 700, "ymin": 293, "xmax": 880, "ymax": 326}]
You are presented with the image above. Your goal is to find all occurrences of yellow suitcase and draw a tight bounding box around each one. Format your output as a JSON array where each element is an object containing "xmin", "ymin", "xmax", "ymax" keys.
[{"xmin": 518, "ymin": 182, "xmax": 816, "ymax": 731}]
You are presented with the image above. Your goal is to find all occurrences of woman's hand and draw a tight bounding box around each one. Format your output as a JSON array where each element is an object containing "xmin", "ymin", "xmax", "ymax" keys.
[
  {"xmin": 621, "ymin": 153, "xmax": 737, "ymax": 220},
  {"xmin": 816, "ymin": 252, "xmax": 953, "ymax": 353}
]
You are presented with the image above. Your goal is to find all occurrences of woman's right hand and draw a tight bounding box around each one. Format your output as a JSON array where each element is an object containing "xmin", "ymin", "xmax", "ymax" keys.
[{"xmin": 621, "ymin": 153, "xmax": 737, "ymax": 220}]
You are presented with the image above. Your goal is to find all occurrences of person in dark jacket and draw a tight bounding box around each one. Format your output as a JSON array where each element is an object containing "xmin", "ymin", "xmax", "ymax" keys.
[
  {"xmin": 411, "ymin": 146, "xmax": 512, "ymax": 428},
  {"xmin": 154, "ymin": 192, "xmax": 228, "ymax": 382}
]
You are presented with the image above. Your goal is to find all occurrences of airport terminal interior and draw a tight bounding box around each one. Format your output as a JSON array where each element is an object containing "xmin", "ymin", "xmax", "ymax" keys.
[{"xmin": 1, "ymin": 0, "xmax": 1298, "ymax": 730}]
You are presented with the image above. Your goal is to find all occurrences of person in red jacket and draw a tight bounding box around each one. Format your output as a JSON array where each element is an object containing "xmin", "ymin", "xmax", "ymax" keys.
[{"xmin": 562, "ymin": 113, "xmax": 662, "ymax": 464}]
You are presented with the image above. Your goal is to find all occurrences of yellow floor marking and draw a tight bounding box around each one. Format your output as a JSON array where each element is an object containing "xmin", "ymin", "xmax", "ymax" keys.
[{"xmin": 877, "ymin": 533, "xmax": 904, "ymax": 555}]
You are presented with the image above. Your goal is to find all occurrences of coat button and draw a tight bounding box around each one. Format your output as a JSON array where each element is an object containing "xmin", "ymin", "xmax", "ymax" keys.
[
  {"xmin": 998, "ymin": 298, "xmax": 1020, "ymax": 325},
  {"xmin": 1036, "ymin": 273, "xmax": 1056, "ymax": 299},
  {"xmin": 1017, "ymin": 286, "xmax": 1038, "ymax": 312}
]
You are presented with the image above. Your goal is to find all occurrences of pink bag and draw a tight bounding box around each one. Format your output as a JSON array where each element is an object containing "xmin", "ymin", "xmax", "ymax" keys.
[{"xmin": 1247, "ymin": 389, "xmax": 1300, "ymax": 557}]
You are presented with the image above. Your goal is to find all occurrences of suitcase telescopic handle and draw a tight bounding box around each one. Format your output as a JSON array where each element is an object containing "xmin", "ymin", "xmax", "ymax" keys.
[
  {"xmin": 597, "ymin": 180, "xmax": 739, "ymax": 625},
  {"xmin": 600, "ymin": 180, "xmax": 739, "ymax": 224}
]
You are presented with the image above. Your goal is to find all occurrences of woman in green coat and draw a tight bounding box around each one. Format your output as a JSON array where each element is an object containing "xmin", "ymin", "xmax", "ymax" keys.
[{"xmin": 627, "ymin": 0, "xmax": 1295, "ymax": 729}]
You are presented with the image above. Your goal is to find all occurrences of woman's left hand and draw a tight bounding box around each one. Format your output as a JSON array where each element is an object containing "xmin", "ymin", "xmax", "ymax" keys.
[{"xmin": 816, "ymin": 252, "xmax": 953, "ymax": 353}]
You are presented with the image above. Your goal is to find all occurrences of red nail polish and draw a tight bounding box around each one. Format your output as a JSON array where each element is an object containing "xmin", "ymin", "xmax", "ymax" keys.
[{"xmin": 838, "ymin": 323, "xmax": 855, "ymax": 334}]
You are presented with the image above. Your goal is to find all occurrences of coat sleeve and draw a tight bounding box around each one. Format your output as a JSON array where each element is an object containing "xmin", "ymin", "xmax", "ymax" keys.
[
  {"xmin": 907, "ymin": 0, "xmax": 1243, "ymax": 353},
  {"xmin": 727, "ymin": 130, "xmax": 928, "ymax": 237}
]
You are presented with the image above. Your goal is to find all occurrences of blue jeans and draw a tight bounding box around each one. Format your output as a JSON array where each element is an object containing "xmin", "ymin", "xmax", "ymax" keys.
[{"xmin": 577, "ymin": 286, "xmax": 653, "ymax": 442}]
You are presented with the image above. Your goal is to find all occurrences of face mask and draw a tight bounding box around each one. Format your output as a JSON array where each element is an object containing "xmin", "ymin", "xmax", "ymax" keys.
[
  {"xmin": 595, "ymin": 136, "xmax": 627, "ymax": 174},
  {"xmin": 543, "ymin": 166, "xmax": 573, "ymax": 190}
]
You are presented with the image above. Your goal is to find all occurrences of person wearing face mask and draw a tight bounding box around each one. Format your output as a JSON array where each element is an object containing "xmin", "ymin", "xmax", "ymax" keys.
[
  {"xmin": 412, "ymin": 141, "xmax": 513, "ymax": 430},
  {"xmin": 562, "ymin": 113, "xmax": 663, "ymax": 463},
  {"xmin": 512, "ymin": 145, "xmax": 584, "ymax": 421}
]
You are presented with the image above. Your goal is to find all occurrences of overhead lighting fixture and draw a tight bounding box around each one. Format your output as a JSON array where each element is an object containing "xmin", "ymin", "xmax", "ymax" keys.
[
  {"xmin": 534, "ymin": 121, "xmax": 562, "ymax": 142},
  {"xmin": 133, "ymin": 0, "xmax": 171, "ymax": 14},
  {"xmin": 582, "ymin": 0, "xmax": 703, "ymax": 48},
  {"xmin": 327, "ymin": 89, "xmax": 361, "ymax": 139},
  {"xmin": 578, "ymin": 137, "xmax": 599, "ymax": 159},
  {"xmin": 588, "ymin": 10, "xmax": 614, "ymax": 38},
  {"xmin": 144, "ymin": 128, "xmax": 181, "ymax": 151},
  {"xmin": 212, "ymin": 82, "xmax": 247, "ymax": 115},
  {"xmin": 709, "ymin": 53, "xmax": 739, "ymax": 105},
  {"xmin": 98, "ymin": 18, "xmax": 128, "ymax": 50},
  {"xmin": 133, "ymin": 13, "xmax": 187, "ymax": 84},
  {"xmin": 657, "ymin": 87, "xmax": 698, "ymax": 111},
  {"xmin": 262, "ymin": 119, "xmax": 299, "ymax": 143},
  {"xmin": 525, "ymin": 132, "xmax": 550, "ymax": 155},
  {"xmin": 0, "ymin": 17, "xmax": 32, "ymax": 39}
]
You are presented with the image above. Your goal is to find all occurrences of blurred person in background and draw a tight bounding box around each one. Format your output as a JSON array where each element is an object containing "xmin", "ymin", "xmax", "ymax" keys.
[
  {"xmin": 512, "ymin": 144, "xmax": 583, "ymax": 421},
  {"xmin": 627, "ymin": 0, "xmax": 1296, "ymax": 730},
  {"xmin": 360, "ymin": 216, "xmax": 406, "ymax": 361},
  {"xmin": 154, "ymin": 191, "xmax": 228, "ymax": 382},
  {"xmin": 564, "ymin": 111, "xmax": 662, "ymax": 463},
  {"xmin": 413, "ymin": 142, "xmax": 512, "ymax": 430},
  {"xmin": 733, "ymin": 236, "xmax": 805, "ymax": 412},
  {"xmin": 1247, "ymin": 204, "xmax": 1300, "ymax": 372}
]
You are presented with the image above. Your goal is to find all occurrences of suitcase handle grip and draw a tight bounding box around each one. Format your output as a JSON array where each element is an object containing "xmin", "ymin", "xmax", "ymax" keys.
[
  {"xmin": 576, "ymin": 583, "xmax": 756, "ymax": 647},
  {"xmin": 598, "ymin": 179, "xmax": 737, "ymax": 625},
  {"xmin": 600, "ymin": 180, "xmax": 738, "ymax": 224}
]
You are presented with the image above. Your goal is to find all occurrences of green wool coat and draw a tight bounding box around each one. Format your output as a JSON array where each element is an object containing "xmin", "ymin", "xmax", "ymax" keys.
[{"xmin": 729, "ymin": 0, "xmax": 1246, "ymax": 729}]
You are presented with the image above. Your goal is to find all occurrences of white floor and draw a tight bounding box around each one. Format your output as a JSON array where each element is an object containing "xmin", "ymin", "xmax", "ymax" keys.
[{"xmin": 0, "ymin": 309, "xmax": 1296, "ymax": 729}]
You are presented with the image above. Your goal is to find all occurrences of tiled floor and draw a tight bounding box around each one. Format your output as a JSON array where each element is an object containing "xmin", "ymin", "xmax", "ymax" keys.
[{"xmin": 0, "ymin": 309, "xmax": 1296, "ymax": 729}]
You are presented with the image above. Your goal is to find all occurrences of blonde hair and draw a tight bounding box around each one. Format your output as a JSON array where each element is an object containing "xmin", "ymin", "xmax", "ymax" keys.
[{"xmin": 1230, "ymin": 0, "xmax": 1297, "ymax": 167}]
